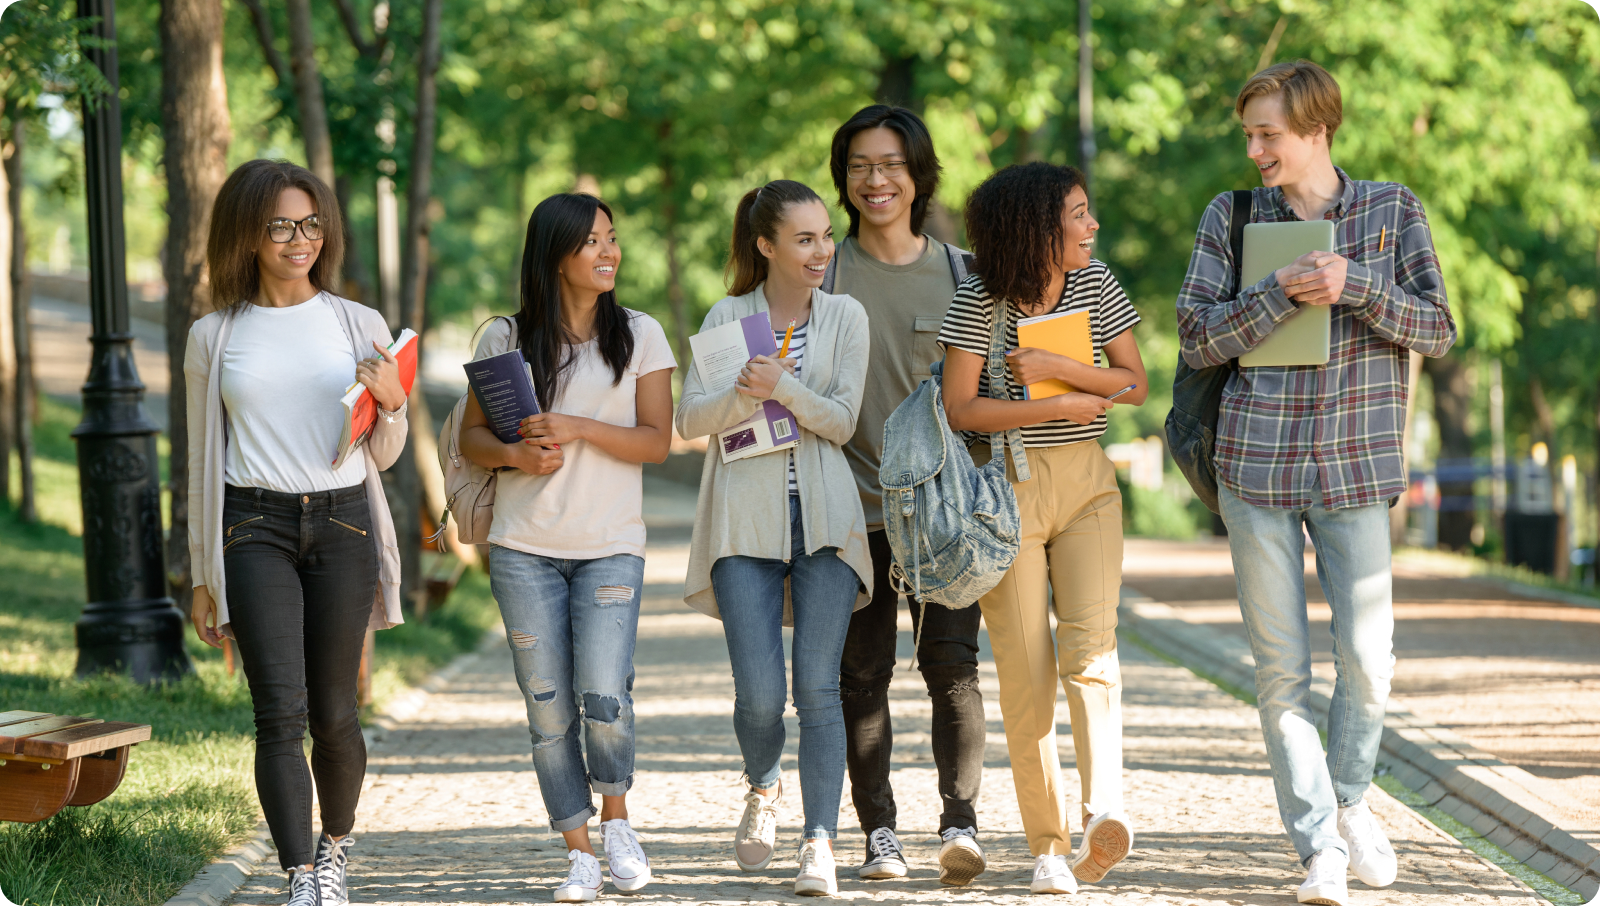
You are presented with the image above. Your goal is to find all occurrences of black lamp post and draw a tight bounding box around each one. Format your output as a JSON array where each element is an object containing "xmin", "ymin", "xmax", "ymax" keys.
[{"xmin": 71, "ymin": 0, "xmax": 192, "ymax": 681}]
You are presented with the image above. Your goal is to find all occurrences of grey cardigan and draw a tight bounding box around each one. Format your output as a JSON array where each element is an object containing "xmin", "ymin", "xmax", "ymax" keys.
[
  {"xmin": 184, "ymin": 293, "xmax": 409, "ymax": 637},
  {"xmin": 674, "ymin": 285, "xmax": 872, "ymax": 623}
]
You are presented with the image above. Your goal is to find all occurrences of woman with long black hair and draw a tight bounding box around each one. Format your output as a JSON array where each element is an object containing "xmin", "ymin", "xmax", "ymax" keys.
[
  {"xmin": 186, "ymin": 159, "xmax": 410, "ymax": 906},
  {"xmin": 458, "ymin": 193, "xmax": 676, "ymax": 902}
]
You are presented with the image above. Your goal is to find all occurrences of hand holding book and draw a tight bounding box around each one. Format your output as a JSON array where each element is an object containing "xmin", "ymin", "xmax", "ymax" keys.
[{"xmin": 355, "ymin": 340, "xmax": 409, "ymax": 411}]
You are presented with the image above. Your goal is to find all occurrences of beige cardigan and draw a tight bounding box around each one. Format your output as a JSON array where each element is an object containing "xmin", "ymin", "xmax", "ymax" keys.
[
  {"xmin": 674, "ymin": 285, "xmax": 872, "ymax": 623},
  {"xmin": 185, "ymin": 293, "xmax": 409, "ymax": 637}
]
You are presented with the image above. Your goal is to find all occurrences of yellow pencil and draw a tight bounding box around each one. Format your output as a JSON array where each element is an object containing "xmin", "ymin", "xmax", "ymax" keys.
[
  {"xmin": 778, "ymin": 319, "xmax": 796, "ymax": 358},
  {"xmin": 1379, "ymin": 225, "xmax": 1386, "ymax": 252}
]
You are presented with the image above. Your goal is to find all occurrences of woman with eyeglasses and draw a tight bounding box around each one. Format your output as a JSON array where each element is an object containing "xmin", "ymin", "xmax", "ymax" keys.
[{"xmin": 185, "ymin": 159, "xmax": 411, "ymax": 906}]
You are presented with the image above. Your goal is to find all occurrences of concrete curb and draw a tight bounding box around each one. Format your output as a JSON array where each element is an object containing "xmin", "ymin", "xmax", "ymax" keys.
[
  {"xmin": 1119, "ymin": 589, "xmax": 1600, "ymax": 901},
  {"xmin": 161, "ymin": 824, "xmax": 274, "ymax": 906},
  {"xmin": 161, "ymin": 629, "xmax": 501, "ymax": 906}
]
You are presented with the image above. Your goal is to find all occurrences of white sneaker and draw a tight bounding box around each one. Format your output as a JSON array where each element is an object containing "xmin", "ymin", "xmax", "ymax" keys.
[
  {"xmin": 794, "ymin": 839, "xmax": 839, "ymax": 897},
  {"xmin": 1071, "ymin": 811, "xmax": 1132, "ymax": 883},
  {"xmin": 1297, "ymin": 849, "xmax": 1350, "ymax": 905},
  {"xmin": 1337, "ymin": 801, "xmax": 1398, "ymax": 887},
  {"xmin": 858, "ymin": 826, "xmax": 909, "ymax": 879},
  {"xmin": 1030, "ymin": 854, "xmax": 1078, "ymax": 894},
  {"xmin": 600, "ymin": 819, "xmax": 651, "ymax": 892},
  {"xmin": 937, "ymin": 826, "xmax": 986, "ymax": 886},
  {"xmin": 554, "ymin": 849, "xmax": 603, "ymax": 903},
  {"xmin": 734, "ymin": 783, "xmax": 781, "ymax": 871}
]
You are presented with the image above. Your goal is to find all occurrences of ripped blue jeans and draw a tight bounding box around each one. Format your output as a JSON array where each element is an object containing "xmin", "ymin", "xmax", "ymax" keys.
[{"xmin": 488, "ymin": 546, "xmax": 643, "ymax": 832}]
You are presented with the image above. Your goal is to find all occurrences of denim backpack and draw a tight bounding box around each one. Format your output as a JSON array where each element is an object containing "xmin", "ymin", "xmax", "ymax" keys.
[
  {"xmin": 878, "ymin": 298, "xmax": 1028, "ymax": 609},
  {"xmin": 1166, "ymin": 189, "xmax": 1251, "ymax": 514}
]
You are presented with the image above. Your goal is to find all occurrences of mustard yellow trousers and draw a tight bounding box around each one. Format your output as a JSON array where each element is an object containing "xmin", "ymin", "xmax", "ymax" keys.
[{"xmin": 974, "ymin": 440, "xmax": 1124, "ymax": 856}]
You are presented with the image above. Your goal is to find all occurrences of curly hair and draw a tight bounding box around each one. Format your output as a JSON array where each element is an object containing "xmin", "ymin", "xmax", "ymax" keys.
[{"xmin": 963, "ymin": 162, "xmax": 1086, "ymax": 307}]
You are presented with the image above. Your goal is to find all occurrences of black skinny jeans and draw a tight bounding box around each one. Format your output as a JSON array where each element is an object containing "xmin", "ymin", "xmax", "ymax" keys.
[
  {"xmin": 223, "ymin": 484, "xmax": 377, "ymax": 870},
  {"xmin": 839, "ymin": 530, "xmax": 985, "ymax": 834}
]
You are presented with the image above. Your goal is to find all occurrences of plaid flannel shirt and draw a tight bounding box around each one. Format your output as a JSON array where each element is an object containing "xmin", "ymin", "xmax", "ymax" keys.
[{"xmin": 1175, "ymin": 169, "xmax": 1456, "ymax": 510}]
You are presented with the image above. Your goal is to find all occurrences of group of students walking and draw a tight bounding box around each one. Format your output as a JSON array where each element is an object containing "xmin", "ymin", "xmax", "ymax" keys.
[{"xmin": 186, "ymin": 59, "xmax": 1453, "ymax": 906}]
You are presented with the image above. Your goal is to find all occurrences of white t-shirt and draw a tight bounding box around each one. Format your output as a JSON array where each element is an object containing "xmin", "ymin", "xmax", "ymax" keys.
[
  {"xmin": 475, "ymin": 310, "xmax": 677, "ymax": 559},
  {"xmin": 220, "ymin": 293, "xmax": 370, "ymax": 492}
]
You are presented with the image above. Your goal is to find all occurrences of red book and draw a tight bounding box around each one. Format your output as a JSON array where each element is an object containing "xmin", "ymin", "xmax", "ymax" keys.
[{"xmin": 333, "ymin": 328, "xmax": 418, "ymax": 469}]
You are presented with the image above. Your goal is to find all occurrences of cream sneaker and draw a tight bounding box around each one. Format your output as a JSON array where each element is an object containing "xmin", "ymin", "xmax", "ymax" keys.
[
  {"xmin": 794, "ymin": 839, "xmax": 839, "ymax": 897},
  {"xmin": 1071, "ymin": 811, "xmax": 1132, "ymax": 883},
  {"xmin": 1030, "ymin": 853, "xmax": 1078, "ymax": 894},
  {"xmin": 937, "ymin": 826, "xmax": 986, "ymax": 886},
  {"xmin": 734, "ymin": 783, "xmax": 781, "ymax": 871}
]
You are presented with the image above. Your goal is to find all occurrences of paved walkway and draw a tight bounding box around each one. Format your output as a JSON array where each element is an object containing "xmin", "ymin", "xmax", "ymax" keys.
[
  {"xmin": 225, "ymin": 531, "xmax": 1538, "ymax": 904},
  {"xmin": 1122, "ymin": 537, "xmax": 1600, "ymax": 841}
]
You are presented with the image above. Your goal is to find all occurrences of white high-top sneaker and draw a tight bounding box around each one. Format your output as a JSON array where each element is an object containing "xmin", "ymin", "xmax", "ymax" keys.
[{"xmin": 937, "ymin": 826, "xmax": 986, "ymax": 886}]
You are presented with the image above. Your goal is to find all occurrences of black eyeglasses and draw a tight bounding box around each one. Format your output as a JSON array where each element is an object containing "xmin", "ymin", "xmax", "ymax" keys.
[
  {"xmin": 846, "ymin": 160, "xmax": 908, "ymax": 179},
  {"xmin": 266, "ymin": 215, "xmax": 324, "ymax": 243}
]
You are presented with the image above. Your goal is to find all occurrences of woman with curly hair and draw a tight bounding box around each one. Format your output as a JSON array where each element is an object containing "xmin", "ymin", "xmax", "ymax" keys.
[{"xmin": 936, "ymin": 162, "xmax": 1148, "ymax": 895}]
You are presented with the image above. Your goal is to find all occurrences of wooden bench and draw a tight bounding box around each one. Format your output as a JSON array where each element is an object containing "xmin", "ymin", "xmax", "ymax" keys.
[{"xmin": 0, "ymin": 710, "xmax": 152, "ymax": 823}]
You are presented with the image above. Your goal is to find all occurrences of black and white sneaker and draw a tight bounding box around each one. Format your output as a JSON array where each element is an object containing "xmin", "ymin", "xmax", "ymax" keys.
[
  {"xmin": 313, "ymin": 834, "xmax": 354, "ymax": 905},
  {"xmin": 858, "ymin": 826, "xmax": 909, "ymax": 880},
  {"xmin": 285, "ymin": 866, "xmax": 321, "ymax": 906}
]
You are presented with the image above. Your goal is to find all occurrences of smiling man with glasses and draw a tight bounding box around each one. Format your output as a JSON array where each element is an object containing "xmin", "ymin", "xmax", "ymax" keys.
[{"xmin": 821, "ymin": 104, "xmax": 988, "ymax": 888}]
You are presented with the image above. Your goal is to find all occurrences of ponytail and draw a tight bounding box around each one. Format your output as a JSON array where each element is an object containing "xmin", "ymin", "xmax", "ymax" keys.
[{"xmin": 724, "ymin": 179, "xmax": 823, "ymax": 296}]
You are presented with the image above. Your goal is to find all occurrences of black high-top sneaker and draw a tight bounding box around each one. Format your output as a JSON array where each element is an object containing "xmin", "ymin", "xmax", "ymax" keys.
[{"xmin": 313, "ymin": 834, "xmax": 355, "ymax": 906}]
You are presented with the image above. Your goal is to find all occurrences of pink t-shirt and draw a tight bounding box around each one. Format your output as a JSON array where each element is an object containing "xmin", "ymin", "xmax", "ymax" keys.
[{"xmin": 474, "ymin": 310, "xmax": 676, "ymax": 559}]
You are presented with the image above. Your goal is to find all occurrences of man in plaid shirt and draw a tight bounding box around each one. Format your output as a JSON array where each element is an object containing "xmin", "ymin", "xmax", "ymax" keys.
[{"xmin": 1175, "ymin": 61, "xmax": 1455, "ymax": 906}]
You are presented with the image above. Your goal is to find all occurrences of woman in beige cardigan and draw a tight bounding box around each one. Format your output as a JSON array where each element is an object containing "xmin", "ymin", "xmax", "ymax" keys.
[
  {"xmin": 185, "ymin": 160, "xmax": 409, "ymax": 906},
  {"xmin": 676, "ymin": 179, "xmax": 871, "ymax": 898}
]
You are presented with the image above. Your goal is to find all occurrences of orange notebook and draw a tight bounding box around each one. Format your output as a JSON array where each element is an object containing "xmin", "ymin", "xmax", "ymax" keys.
[{"xmin": 1015, "ymin": 310, "xmax": 1093, "ymax": 400}]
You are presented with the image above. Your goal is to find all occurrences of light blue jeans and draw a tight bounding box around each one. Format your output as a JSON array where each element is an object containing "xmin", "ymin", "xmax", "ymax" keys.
[
  {"xmin": 1218, "ymin": 484, "xmax": 1395, "ymax": 864},
  {"xmin": 488, "ymin": 546, "xmax": 644, "ymax": 832},
  {"xmin": 711, "ymin": 496, "xmax": 859, "ymax": 840}
]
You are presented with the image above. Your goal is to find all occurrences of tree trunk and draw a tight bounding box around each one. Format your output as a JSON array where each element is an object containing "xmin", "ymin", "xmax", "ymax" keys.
[
  {"xmin": 1078, "ymin": 0, "xmax": 1096, "ymax": 198},
  {"xmin": 1424, "ymin": 353, "xmax": 1475, "ymax": 551},
  {"xmin": 7, "ymin": 117, "xmax": 34, "ymax": 522},
  {"xmin": 0, "ymin": 99, "xmax": 15, "ymax": 508},
  {"xmin": 657, "ymin": 131, "xmax": 690, "ymax": 371},
  {"xmin": 875, "ymin": 54, "xmax": 919, "ymax": 113},
  {"xmin": 387, "ymin": 0, "xmax": 444, "ymax": 612},
  {"xmin": 285, "ymin": 0, "xmax": 335, "ymax": 189},
  {"xmin": 336, "ymin": 175, "xmax": 374, "ymax": 305},
  {"xmin": 160, "ymin": 0, "xmax": 232, "ymax": 608}
]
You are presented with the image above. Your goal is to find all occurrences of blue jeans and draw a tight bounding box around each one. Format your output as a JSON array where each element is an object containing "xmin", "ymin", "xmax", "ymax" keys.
[
  {"xmin": 711, "ymin": 496, "xmax": 859, "ymax": 840},
  {"xmin": 488, "ymin": 546, "xmax": 644, "ymax": 832},
  {"xmin": 1218, "ymin": 484, "xmax": 1395, "ymax": 864}
]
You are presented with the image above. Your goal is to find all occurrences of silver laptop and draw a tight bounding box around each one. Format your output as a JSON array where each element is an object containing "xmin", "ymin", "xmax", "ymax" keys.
[{"xmin": 1237, "ymin": 220, "xmax": 1337, "ymax": 368}]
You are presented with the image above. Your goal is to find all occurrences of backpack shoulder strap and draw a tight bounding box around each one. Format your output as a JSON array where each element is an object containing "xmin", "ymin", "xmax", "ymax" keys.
[
  {"xmin": 983, "ymin": 297, "xmax": 1031, "ymax": 483},
  {"xmin": 1229, "ymin": 189, "xmax": 1252, "ymax": 294},
  {"xmin": 820, "ymin": 255, "xmax": 838, "ymax": 294},
  {"xmin": 943, "ymin": 242, "xmax": 974, "ymax": 284}
]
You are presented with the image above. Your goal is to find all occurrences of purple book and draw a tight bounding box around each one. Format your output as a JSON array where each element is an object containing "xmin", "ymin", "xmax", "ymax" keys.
[{"xmin": 688, "ymin": 310, "xmax": 802, "ymax": 461}]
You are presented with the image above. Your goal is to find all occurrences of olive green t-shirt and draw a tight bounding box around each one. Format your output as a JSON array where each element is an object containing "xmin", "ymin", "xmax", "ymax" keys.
[{"xmin": 836, "ymin": 235, "xmax": 957, "ymax": 530}]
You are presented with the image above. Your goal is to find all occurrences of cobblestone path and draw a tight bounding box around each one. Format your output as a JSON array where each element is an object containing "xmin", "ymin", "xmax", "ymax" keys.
[{"xmin": 228, "ymin": 546, "xmax": 1539, "ymax": 905}]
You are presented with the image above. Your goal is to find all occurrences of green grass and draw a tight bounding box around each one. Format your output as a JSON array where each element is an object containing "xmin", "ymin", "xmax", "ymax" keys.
[{"xmin": 0, "ymin": 397, "xmax": 499, "ymax": 906}]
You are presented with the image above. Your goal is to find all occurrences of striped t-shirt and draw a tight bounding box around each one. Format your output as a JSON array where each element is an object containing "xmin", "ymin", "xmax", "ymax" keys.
[
  {"xmin": 937, "ymin": 260, "xmax": 1141, "ymax": 447},
  {"xmin": 776, "ymin": 322, "xmax": 807, "ymax": 494}
]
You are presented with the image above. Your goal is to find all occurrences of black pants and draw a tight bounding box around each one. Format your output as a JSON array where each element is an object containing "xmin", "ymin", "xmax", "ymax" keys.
[
  {"xmin": 839, "ymin": 530, "xmax": 985, "ymax": 834},
  {"xmin": 223, "ymin": 484, "xmax": 377, "ymax": 870}
]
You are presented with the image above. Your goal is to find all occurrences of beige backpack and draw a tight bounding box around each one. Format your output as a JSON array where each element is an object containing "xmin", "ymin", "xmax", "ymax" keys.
[{"xmin": 429, "ymin": 317, "xmax": 513, "ymax": 546}]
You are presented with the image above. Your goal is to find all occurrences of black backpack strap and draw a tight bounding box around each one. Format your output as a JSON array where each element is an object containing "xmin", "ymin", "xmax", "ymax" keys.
[{"xmin": 1228, "ymin": 189, "xmax": 1252, "ymax": 295}]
